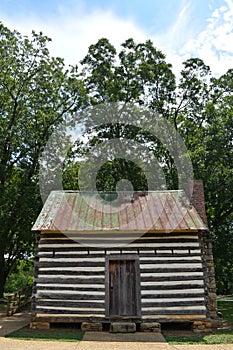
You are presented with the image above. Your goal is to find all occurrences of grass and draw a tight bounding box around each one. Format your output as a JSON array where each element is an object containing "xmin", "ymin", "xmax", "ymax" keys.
[
  {"xmin": 5, "ymin": 326, "xmax": 84, "ymax": 342},
  {"xmin": 166, "ymin": 333, "xmax": 233, "ymax": 345},
  {"xmin": 165, "ymin": 299, "xmax": 233, "ymax": 344},
  {"xmin": 219, "ymin": 299, "xmax": 233, "ymax": 325}
]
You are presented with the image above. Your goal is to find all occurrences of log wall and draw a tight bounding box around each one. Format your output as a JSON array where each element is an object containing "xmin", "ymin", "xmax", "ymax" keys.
[{"xmin": 32, "ymin": 231, "xmax": 210, "ymax": 323}]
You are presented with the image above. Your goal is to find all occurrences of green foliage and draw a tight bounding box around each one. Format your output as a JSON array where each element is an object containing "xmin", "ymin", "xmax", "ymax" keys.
[
  {"xmin": 62, "ymin": 161, "xmax": 81, "ymax": 190},
  {"xmin": 0, "ymin": 22, "xmax": 86, "ymax": 297},
  {"xmin": 4, "ymin": 260, "xmax": 34, "ymax": 293},
  {"xmin": 213, "ymin": 225, "xmax": 233, "ymax": 295},
  {"xmin": 0, "ymin": 22, "xmax": 232, "ymax": 297},
  {"xmin": 79, "ymin": 38, "xmax": 177, "ymax": 190},
  {"xmin": 95, "ymin": 159, "xmax": 148, "ymax": 192},
  {"xmin": 74, "ymin": 38, "xmax": 233, "ymax": 292}
]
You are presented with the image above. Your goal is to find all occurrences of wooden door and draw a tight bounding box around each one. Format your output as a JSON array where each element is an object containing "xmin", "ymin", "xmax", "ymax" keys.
[{"xmin": 109, "ymin": 260, "xmax": 138, "ymax": 317}]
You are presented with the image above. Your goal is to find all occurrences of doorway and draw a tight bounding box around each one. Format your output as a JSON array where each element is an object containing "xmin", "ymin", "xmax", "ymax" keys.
[{"xmin": 106, "ymin": 256, "xmax": 140, "ymax": 318}]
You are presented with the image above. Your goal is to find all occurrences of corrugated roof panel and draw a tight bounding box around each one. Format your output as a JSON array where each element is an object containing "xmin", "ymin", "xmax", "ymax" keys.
[
  {"xmin": 60, "ymin": 193, "xmax": 77, "ymax": 231},
  {"xmin": 111, "ymin": 209, "xmax": 120, "ymax": 229},
  {"xmin": 118, "ymin": 204, "xmax": 127, "ymax": 230},
  {"xmin": 32, "ymin": 190, "xmax": 208, "ymax": 233},
  {"xmin": 189, "ymin": 206, "xmax": 206, "ymax": 229},
  {"xmin": 140, "ymin": 196, "xmax": 154, "ymax": 231},
  {"xmin": 70, "ymin": 194, "xmax": 82, "ymax": 230},
  {"xmin": 147, "ymin": 193, "xmax": 163, "ymax": 231},
  {"xmin": 129, "ymin": 197, "xmax": 140, "ymax": 230},
  {"xmin": 153, "ymin": 192, "xmax": 170, "ymax": 231},
  {"xmin": 173, "ymin": 192, "xmax": 191, "ymax": 231},
  {"xmin": 161, "ymin": 193, "xmax": 177, "ymax": 231}
]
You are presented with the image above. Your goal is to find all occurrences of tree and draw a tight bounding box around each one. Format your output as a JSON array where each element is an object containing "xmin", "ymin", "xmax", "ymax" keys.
[
  {"xmin": 80, "ymin": 38, "xmax": 116, "ymax": 103},
  {"xmin": 175, "ymin": 60, "xmax": 233, "ymax": 231},
  {"xmin": 79, "ymin": 38, "xmax": 177, "ymax": 191},
  {"xmin": 77, "ymin": 41, "xmax": 233, "ymax": 292},
  {"xmin": 0, "ymin": 22, "xmax": 85, "ymax": 297},
  {"xmin": 1, "ymin": 27, "xmax": 232, "ymax": 296},
  {"xmin": 5, "ymin": 259, "xmax": 34, "ymax": 293},
  {"xmin": 213, "ymin": 221, "xmax": 233, "ymax": 294},
  {"xmin": 174, "ymin": 60, "xmax": 233, "ymax": 293}
]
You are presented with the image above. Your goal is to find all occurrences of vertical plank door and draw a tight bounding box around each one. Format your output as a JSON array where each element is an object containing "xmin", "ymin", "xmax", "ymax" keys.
[{"xmin": 109, "ymin": 260, "xmax": 137, "ymax": 317}]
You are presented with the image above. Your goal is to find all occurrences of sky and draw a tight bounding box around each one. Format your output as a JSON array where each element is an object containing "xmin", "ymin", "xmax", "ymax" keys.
[{"xmin": 0, "ymin": 0, "xmax": 233, "ymax": 77}]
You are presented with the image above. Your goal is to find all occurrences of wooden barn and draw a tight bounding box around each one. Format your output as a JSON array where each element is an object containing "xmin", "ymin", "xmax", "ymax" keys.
[{"xmin": 31, "ymin": 181, "xmax": 219, "ymax": 332}]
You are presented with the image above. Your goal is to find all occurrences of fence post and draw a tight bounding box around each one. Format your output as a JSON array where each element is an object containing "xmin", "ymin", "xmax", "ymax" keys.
[{"xmin": 6, "ymin": 286, "xmax": 32, "ymax": 316}]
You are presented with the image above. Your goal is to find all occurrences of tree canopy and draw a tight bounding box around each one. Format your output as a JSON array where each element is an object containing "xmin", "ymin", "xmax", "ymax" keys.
[
  {"xmin": 79, "ymin": 38, "xmax": 233, "ymax": 293},
  {"xmin": 0, "ymin": 25, "xmax": 232, "ymax": 295},
  {"xmin": 0, "ymin": 22, "xmax": 85, "ymax": 297}
]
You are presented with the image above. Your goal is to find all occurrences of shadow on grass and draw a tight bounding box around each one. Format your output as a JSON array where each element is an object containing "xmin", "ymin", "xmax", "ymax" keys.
[
  {"xmin": 5, "ymin": 326, "xmax": 84, "ymax": 342},
  {"xmin": 165, "ymin": 333, "xmax": 233, "ymax": 345},
  {"xmin": 164, "ymin": 300, "xmax": 233, "ymax": 344}
]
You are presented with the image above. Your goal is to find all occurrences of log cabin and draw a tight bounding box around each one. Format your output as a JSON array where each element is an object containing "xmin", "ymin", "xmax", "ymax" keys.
[{"xmin": 31, "ymin": 181, "xmax": 219, "ymax": 332}]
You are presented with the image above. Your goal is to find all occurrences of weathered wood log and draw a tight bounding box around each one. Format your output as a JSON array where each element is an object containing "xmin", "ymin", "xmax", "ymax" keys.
[
  {"xmin": 35, "ymin": 307, "xmax": 105, "ymax": 315},
  {"xmin": 140, "ymin": 267, "xmax": 203, "ymax": 273},
  {"xmin": 33, "ymin": 315, "xmax": 106, "ymax": 323},
  {"xmin": 36, "ymin": 293, "xmax": 104, "ymax": 300},
  {"xmin": 36, "ymin": 300, "xmax": 105, "ymax": 308},
  {"xmin": 140, "ymin": 284, "xmax": 204, "ymax": 290},
  {"xmin": 38, "ymin": 270, "xmax": 104, "ymax": 276},
  {"xmin": 141, "ymin": 314, "xmax": 206, "ymax": 321},
  {"xmin": 141, "ymin": 309, "xmax": 206, "ymax": 315},
  {"xmin": 37, "ymin": 261, "xmax": 105, "ymax": 268},
  {"xmin": 140, "ymin": 275, "xmax": 204, "ymax": 282},
  {"xmin": 40, "ymin": 232, "xmax": 199, "ymax": 239},
  {"xmin": 141, "ymin": 292, "xmax": 205, "ymax": 298},
  {"xmin": 35, "ymin": 277, "xmax": 105, "ymax": 284},
  {"xmin": 141, "ymin": 300, "xmax": 205, "ymax": 307},
  {"xmin": 37, "ymin": 285, "xmax": 105, "ymax": 291}
]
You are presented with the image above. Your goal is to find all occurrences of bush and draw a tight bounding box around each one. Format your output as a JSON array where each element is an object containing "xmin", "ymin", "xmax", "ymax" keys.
[{"xmin": 4, "ymin": 259, "xmax": 34, "ymax": 293}]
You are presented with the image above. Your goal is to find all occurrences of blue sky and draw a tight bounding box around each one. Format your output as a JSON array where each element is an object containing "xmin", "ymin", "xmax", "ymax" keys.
[{"xmin": 0, "ymin": 0, "xmax": 233, "ymax": 76}]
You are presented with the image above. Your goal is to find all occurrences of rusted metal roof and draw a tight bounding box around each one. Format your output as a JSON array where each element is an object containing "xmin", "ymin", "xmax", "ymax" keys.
[{"xmin": 32, "ymin": 190, "xmax": 208, "ymax": 233}]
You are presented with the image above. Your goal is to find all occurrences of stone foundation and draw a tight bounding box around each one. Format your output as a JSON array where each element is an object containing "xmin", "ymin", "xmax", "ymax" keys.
[
  {"xmin": 110, "ymin": 322, "xmax": 136, "ymax": 333},
  {"xmin": 192, "ymin": 319, "xmax": 221, "ymax": 333},
  {"xmin": 30, "ymin": 322, "xmax": 50, "ymax": 329},
  {"xmin": 200, "ymin": 230, "xmax": 221, "ymax": 326},
  {"xmin": 140, "ymin": 322, "xmax": 161, "ymax": 332},
  {"xmin": 81, "ymin": 322, "xmax": 103, "ymax": 331}
]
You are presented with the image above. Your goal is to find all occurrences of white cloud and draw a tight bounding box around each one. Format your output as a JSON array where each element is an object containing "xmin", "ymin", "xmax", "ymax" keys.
[
  {"xmin": 0, "ymin": 6, "xmax": 148, "ymax": 66},
  {"xmin": 149, "ymin": 0, "xmax": 233, "ymax": 77},
  {"xmin": 178, "ymin": 0, "xmax": 233, "ymax": 76},
  {"xmin": 1, "ymin": 0, "xmax": 233, "ymax": 77},
  {"xmin": 150, "ymin": 0, "xmax": 196, "ymax": 76},
  {"xmin": 164, "ymin": 0, "xmax": 193, "ymax": 49}
]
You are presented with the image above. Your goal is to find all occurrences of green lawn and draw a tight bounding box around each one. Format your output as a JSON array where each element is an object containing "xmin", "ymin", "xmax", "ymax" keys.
[
  {"xmin": 219, "ymin": 299, "xmax": 233, "ymax": 325},
  {"xmin": 166, "ymin": 333, "xmax": 233, "ymax": 345},
  {"xmin": 165, "ymin": 299, "xmax": 233, "ymax": 344},
  {"xmin": 5, "ymin": 326, "xmax": 84, "ymax": 342}
]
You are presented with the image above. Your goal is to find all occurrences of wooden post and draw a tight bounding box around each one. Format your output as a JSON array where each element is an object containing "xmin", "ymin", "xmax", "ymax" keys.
[
  {"xmin": 31, "ymin": 231, "xmax": 40, "ymax": 320},
  {"xmin": 6, "ymin": 286, "xmax": 32, "ymax": 316}
]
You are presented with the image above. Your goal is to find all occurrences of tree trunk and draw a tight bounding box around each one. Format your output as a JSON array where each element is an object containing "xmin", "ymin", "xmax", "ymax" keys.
[{"xmin": 0, "ymin": 260, "xmax": 7, "ymax": 298}]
